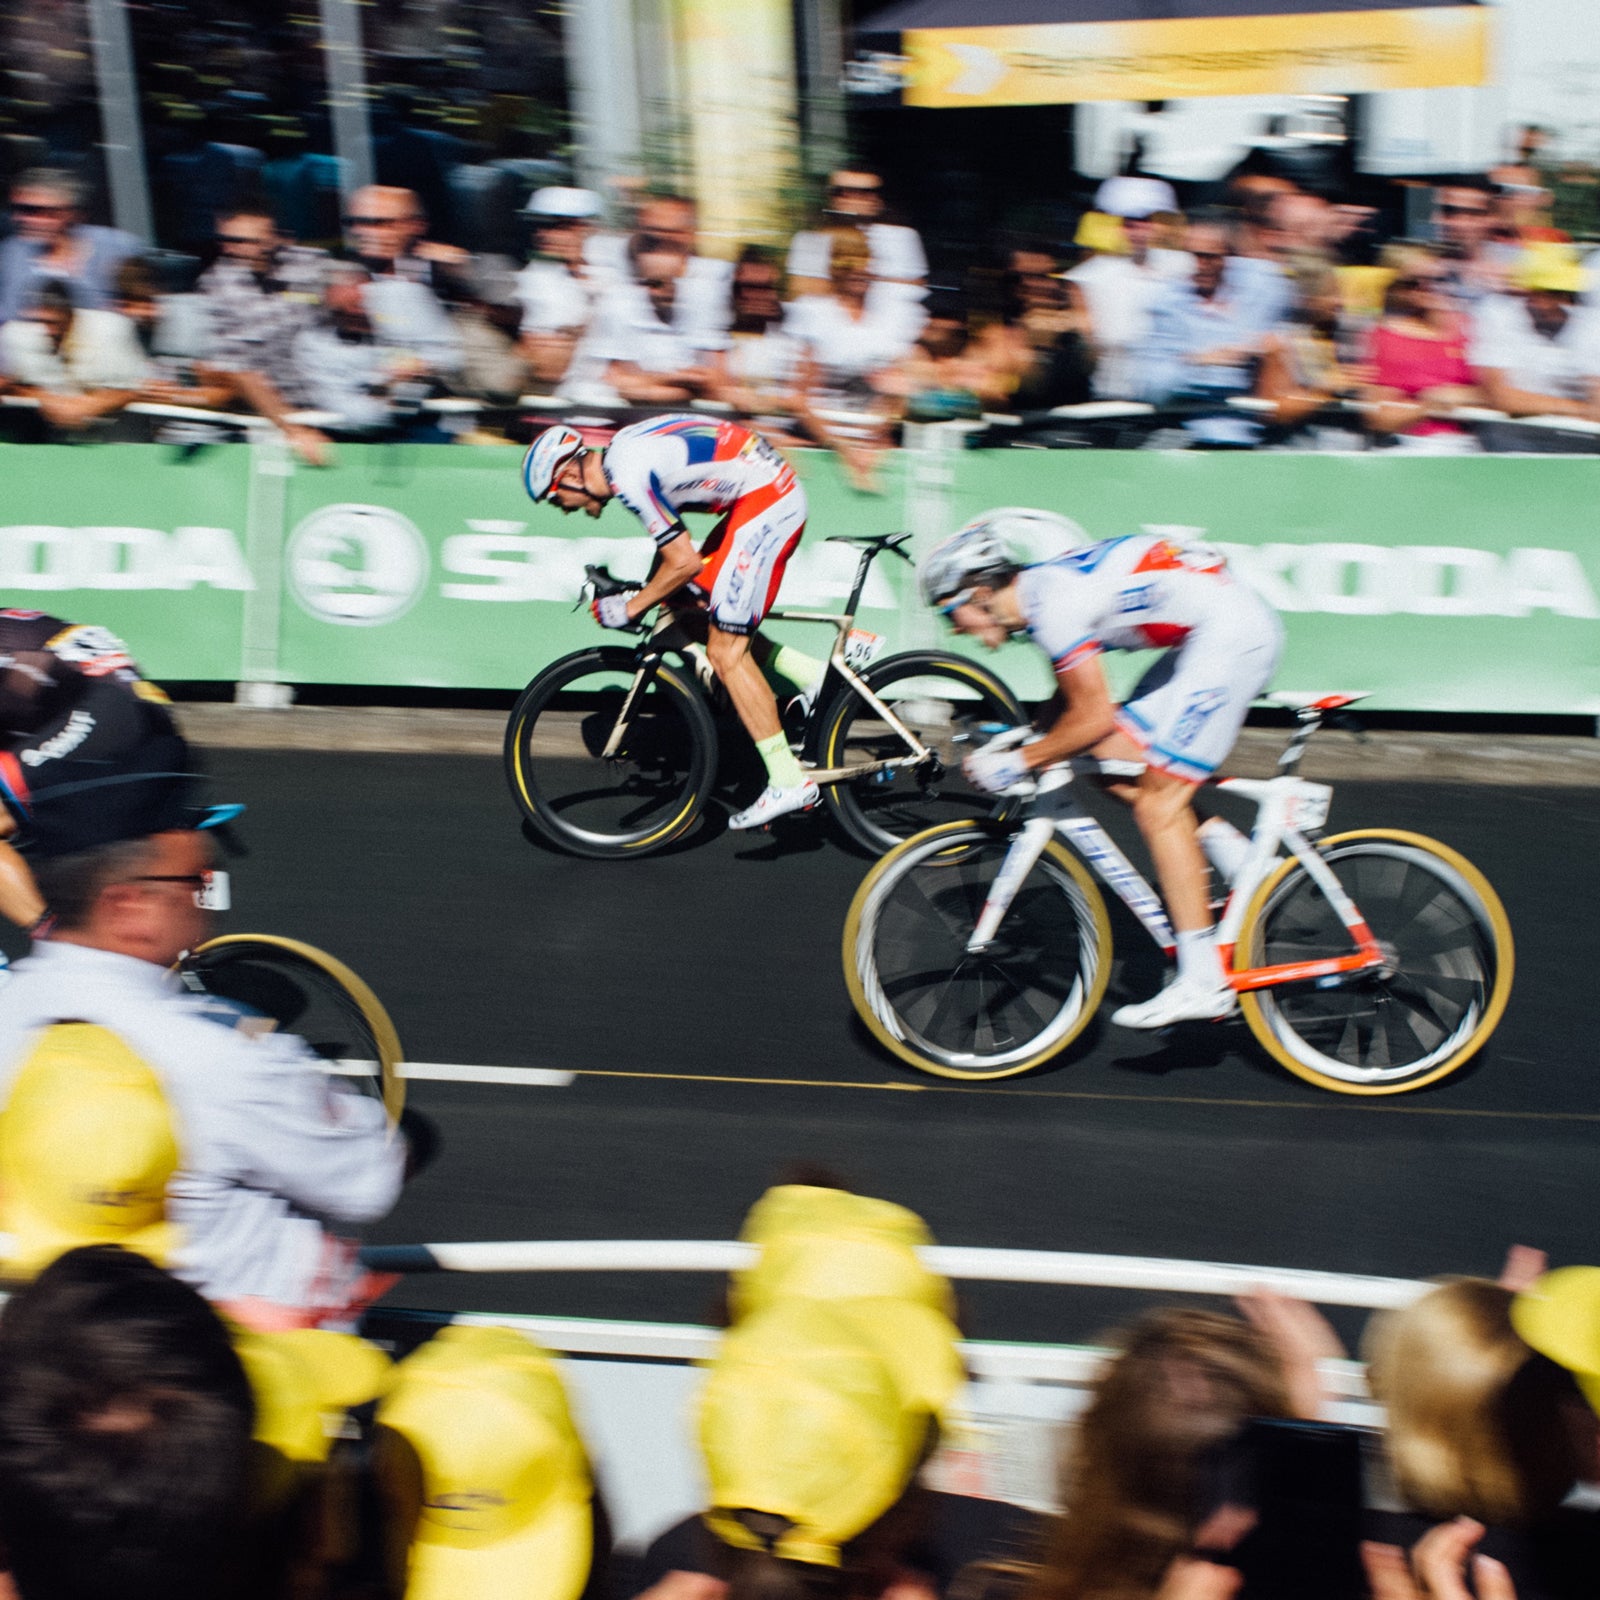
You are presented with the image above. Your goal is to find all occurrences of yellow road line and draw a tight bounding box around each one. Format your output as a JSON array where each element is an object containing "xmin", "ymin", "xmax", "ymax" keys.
[{"xmin": 567, "ymin": 1068, "xmax": 1600, "ymax": 1123}]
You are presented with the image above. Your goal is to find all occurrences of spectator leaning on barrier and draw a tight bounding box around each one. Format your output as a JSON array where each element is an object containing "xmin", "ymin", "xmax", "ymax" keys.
[
  {"xmin": 713, "ymin": 244, "xmax": 804, "ymax": 442},
  {"xmin": 887, "ymin": 287, "xmax": 1010, "ymax": 421},
  {"xmin": 0, "ymin": 167, "xmax": 142, "ymax": 327},
  {"xmin": 0, "ymin": 1246, "xmax": 257, "ymax": 1600},
  {"xmin": 1255, "ymin": 261, "xmax": 1369, "ymax": 442},
  {"xmin": 517, "ymin": 185, "xmax": 607, "ymax": 396},
  {"xmin": 113, "ymin": 257, "xmax": 235, "ymax": 414},
  {"xmin": 0, "ymin": 809, "xmax": 408, "ymax": 1329},
  {"xmin": 1135, "ymin": 211, "xmax": 1289, "ymax": 445},
  {"xmin": 1359, "ymin": 245, "xmax": 1482, "ymax": 448},
  {"xmin": 0, "ymin": 278, "xmax": 147, "ymax": 438},
  {"xmin": 590, "ymin": 192, "xmax": 734, "ymax": 343},
  {"xmin": 1363, "ymin": 1276, "xmax": 1600, "ymax": 1598},
  {"xmin": 786, "ymin": 166, "xmax": 929, "ymax": 306},
  {"xmin": 977, "ymin": 242, "xmax": 1096, "ymax": 412},
  {"xmin": 195, "ymin": 206, "xmax": 331, "ymax": 464},
  {"xmin": 1433, "ymin": 176, "xmax": 1507, "ymax": 310},
  {"xmin": 596, "ymin": 242, "xmax": 726, "ymax": 405},
  {"xmin": 1470, "ymin": 247, "xmax": 1600, "ymax": 423},
  {"xmin": 1068, "ymin": 177, "xmax": 1188, "ymax": 401}
]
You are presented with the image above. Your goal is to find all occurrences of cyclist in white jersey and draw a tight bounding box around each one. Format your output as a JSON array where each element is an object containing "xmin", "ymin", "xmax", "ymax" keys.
[
  {"xmin": 919, "ymin": 518, "xmax": 1283, "ymax": 1029},
  {"xmin": 523, "ymin": 416, "xmax": 822, "ymax": 829}
]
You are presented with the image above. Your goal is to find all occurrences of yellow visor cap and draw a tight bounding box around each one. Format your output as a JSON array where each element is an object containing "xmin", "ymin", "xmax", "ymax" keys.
[
  {"xmin": 233, "ymin": 1327, "xmax": 393, "ymax": 1465},
  {"xmin": 377, "ymin": 1325, "xmax": 594, "ymax": 1600},
  {"xmin": 1515, "ymin": 246, "xmax": 1588, "ymax": 294},
  {"xmin": 1512, "ymin": 1266, "xmax": 1600, "ymax": 1386},
  {"xmin": 0, "ymin": 1023, "xmax": 180, "ymax": 1277},
  {"xmin": 733, "ymin": 1186, "xmax": 953, "ymax": 1321},
  {"xmin": 699, "ymin": 1301, "xmax": 942, "ymax": 1567}
]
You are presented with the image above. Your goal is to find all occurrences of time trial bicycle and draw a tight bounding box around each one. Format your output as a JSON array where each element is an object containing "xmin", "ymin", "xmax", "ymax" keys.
[
  {"xmin": 843, "ymin": 692, "xmax": 1514, "ymax": 1096},
  {"xmin": 503, "ymin": 532, "xmax": 1027, "ymax": 858}
]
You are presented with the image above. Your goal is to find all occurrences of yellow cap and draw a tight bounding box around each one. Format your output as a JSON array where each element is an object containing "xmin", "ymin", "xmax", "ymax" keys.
[
  {"xmin": 376, "ymin": 1325, "xmax": 594, "ymax": 1600},
  {"xmin": 733, "ymin": 1185, "xmax": 954, "ymax": 1322},
  {"xmin": 1511, "ymin": 1266, "xmax": 1600, "ymax": 1411},
  {"xmin": 1074, "ymin": 211, "xmax": 1126, "ymax": 255},
  {"xmin": 0, "ymin": 1023, "xmax": 181, "ymax": 1277},
  {"xmin": 233, "ymin": 1327, "xmax": 395, "ymax": 1464},
  {"xmin": 699, "ymin": 1298, "xmax": 964, "ymax": 1568},
  {"xmin": 1515, "ymin": 245, "xmax": 1588, "ymax": 294}
]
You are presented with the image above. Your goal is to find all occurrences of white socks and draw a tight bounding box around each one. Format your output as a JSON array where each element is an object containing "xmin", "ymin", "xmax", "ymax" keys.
[{"xmin": 1175, "ymin": 927, "xmax": 1227, "ymax": 989}]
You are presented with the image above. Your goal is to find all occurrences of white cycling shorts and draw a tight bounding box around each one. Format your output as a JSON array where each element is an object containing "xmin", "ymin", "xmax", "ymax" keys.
[
  {"xmin": 689, "ymin": 472, "xmax": 808, "ymax": 637},
  {"xmin": 1114, "ymin": 597, "xmax": 1284, "ymax": 783}
]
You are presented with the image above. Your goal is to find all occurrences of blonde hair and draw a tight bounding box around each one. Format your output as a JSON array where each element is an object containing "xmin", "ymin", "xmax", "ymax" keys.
[
  {"xmin": 825, "ymin": 226, "xmax": 872, "ymax": 279},
  {"xmin": 1364, "ymin": 1279, "xmax": 1583, "ymax": 1527},
  {"xmin": 1022, "ymin": 1309, "xmax": 1292, "ymax": 1600}
]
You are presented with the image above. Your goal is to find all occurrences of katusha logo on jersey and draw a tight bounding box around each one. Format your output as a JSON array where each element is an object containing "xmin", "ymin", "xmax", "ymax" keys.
[{"xmin": 287, "ymin": 504, "xmax": 430, "ymax": 626}]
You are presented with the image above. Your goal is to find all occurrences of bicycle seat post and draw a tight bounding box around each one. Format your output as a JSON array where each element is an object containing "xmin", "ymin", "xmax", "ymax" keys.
[{"xmin": 1277, "ymin": 707, "xmax": 1320, "ymax": 775}]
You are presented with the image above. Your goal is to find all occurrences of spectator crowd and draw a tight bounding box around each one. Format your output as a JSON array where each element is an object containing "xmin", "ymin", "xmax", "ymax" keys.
[{"xmin": 3, "ymin": 152, "xmax": 1600, "ymax": 478}]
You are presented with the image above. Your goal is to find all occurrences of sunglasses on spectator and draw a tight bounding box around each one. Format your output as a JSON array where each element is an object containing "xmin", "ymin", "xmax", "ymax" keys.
[
  {"xmin": 1191, "ymin": 250, "xmax": 1227, "ymax": 261},
  {"xmin": 216, "ymin": 232, "xmax": 268, "ymax": 244},
  {"xmin": 1435, "ymin": 203, "xmax": 1489, "ymax": 217},
  {"xmin": 345, "ymin": 214, "xmax": 415, "ymax": 227},
  {"xmin": 1396, "ymin": 274, "xmax": 1445, "ymax": 288},
  {"xmin": 830, "ymin": 183, "xmax": 880, "ymax": 196},
  {"xmin": 11, "ymin": 202, "xmax": 69, "ymax": 216}
]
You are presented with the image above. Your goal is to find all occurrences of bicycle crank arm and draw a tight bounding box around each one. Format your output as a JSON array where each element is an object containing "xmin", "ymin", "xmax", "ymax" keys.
[{"xmin": 966, "ymin": 819, "xmax": 1056, "ymax": 953}]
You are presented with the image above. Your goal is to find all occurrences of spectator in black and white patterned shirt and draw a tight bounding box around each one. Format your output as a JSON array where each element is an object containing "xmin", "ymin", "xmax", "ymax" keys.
[{"xmin": 194, "ymin": 207, "xmax": 330, "ymax": 463}]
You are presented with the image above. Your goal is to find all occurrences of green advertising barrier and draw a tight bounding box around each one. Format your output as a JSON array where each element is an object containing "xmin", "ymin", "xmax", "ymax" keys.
[{"xmin": 2, "ymin": 438, "xmax": 1598, "ymax": 714}]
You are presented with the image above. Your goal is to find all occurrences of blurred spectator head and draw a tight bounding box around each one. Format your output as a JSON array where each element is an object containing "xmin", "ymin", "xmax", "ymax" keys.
[
  {"xmin": 825, "ymin": 226, "xmax": 872, "ymax": 300},
  {"xmin": 31, "ymin": 830, "xmax": 215, "ymax": 968},
  {"xmin": 1028, "ymin": 1308, "xmax": 1291, "ymax": 1600},
  {"xmin": 825, "ymin": 166, "xmax": 886, "ymax": 222},
  {"xmin": 346, "ymin": 184, "xmax": 427, "ymax": 265},
  {"xmin": 0, "ymin": 1245, "xmax": 256, "ymax": 1600},
  {"xmin": 524, "ymin": 186, "xmax": 601, "ymax": 266},
  {"xmin": 374, "ymin": 1324, "xmax": 596, "ymax": 1600},
  {"xmin": 24, "ymin": 278, "xmax": 76, "ymax": 349},
  {"xmin": 1514, "ymin": 245, "xmax": 1586, "ymax": 335},
  {"xmin": 9, "ymin": 167, "xmax": 83, "ymax": 246},
  {"xmin": 1380, "ymin": 244, "xmax": 1452, "ymax": 321},
  {"xmin": 1364, "ymin": 1278, "xmax": 1590, "ymax": 1527},
  {"xmin": 1289, "ymin": 261, "xmax": 1343, "ymax": 333},
  {"xmin": 699, "ymin": 1298, "xmax": 962, "ymax": 1586},
  {"xmin": 1432, "ymin": 177, "xmax": 1495, "ymax": 259},
  {"xmin": 917, "ymin": 289, "xmax": 972, "ymax": 359},
  {"xmin": 1007, "ymin": 241, "xmax": 1064, "ymax": 317},
  {"xmin": 214, "ymin": 206, "xmax": 280, "ymax": 275},
  {"xmin": 1273, "ymin": 189, "xmax": 1335, "ymax": 258},
  {"xmin": 113, "ymin": 257, "xmax": 161, "ymax": 345},
  {"xmin": 1185, "ymin": 211, "xmax": 1236, "ymax": 295},
  {"xmin": 0, "ymin": 1024, "xmax": 179, "ymax": 1281},
  {"xmin": 631, "ymin": 244, "xmax": 685, "ymax": 323},
  {"xmin": 1094, "ymin": 174, "xmax": 1178, "ymax": 261},
  {"xmin": 636, "ymin": 193, "xmax": 698, "ymax": 256},
  {"xmin": 731, "ymin": 244, "xmax": 784, "ymax": 334}
]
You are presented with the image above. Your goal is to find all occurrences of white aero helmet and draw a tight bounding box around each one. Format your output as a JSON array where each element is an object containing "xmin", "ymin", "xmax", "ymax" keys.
[
  {"xmin": 918, "ymin": 508, "xmax": 1089, "ymax": 609},
  {"xmin": 522, "ymin": 424, "xmax": 586, "ymax": 501}
]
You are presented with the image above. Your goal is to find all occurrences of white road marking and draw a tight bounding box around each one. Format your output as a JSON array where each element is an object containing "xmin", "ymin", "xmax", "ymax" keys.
[{"xmin": 332, "ymin": 1060, "xmax": 575, "ymax": 1087}]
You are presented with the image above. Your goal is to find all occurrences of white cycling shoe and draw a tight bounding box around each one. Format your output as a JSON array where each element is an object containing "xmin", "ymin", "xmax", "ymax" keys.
[
  {"xmin": 729, "ymin": 779, "xmax": 822, "ymax": 831},
  {"xmin": 1111, "ymin": 974, "xmax": 1239, "ymax": 1030}
]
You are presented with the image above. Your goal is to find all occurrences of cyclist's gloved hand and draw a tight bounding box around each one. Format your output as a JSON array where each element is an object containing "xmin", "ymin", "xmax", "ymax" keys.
[
  {"xmin": 591, "ymin": 592, "xmax": 637, "ymax": 630},
  {"xmin": 965, "ymin": 746, "xmax": 1029, "ymax": 795}
]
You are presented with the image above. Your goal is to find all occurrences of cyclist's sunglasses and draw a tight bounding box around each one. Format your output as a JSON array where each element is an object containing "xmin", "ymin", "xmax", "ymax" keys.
[
  {"xmin": 131, "ymin": 869, "xmax": 230, "ymax": 911},
  {"xmin": 939, "ymin": 589, "xmax": 976, "ymax": 617}
]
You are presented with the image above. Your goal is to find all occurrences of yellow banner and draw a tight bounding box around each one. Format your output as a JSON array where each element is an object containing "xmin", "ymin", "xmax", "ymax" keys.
[{"xmin": 903, "ymin": 6, "xmax": 1488, "ymax": 107}]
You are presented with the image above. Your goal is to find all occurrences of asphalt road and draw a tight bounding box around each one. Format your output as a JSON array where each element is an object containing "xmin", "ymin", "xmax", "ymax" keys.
[{"xmin": 179, "ymin": 748, "xmax": 1600, "ymax": 1344}]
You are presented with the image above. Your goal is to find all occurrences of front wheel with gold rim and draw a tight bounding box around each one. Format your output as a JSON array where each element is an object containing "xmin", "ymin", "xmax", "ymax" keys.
[
  {"xmin": 177, "ymin": 934, "xmax": 406, "ymax": 1123},
  {"xmin": 1235, "ymin": 829, "xmax": 1514, "ymax": 1096},
  {"xmin": 844, "ymin": 821, "xmax": 1113, "ymax": 1080}
]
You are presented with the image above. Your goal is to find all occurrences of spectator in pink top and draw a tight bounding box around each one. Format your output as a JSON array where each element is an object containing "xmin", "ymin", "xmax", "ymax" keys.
[{"xmin": 1360, "ymin": 246, "xmax": 1483, "ymax": 446}]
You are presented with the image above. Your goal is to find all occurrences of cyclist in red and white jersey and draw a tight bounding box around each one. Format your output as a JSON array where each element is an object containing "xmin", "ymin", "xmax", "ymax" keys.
[
  {"xmin": 920, "ymin": 520, "xmax": 1283, "ymax": 1029},
  {"xmin": 524, "ymin": 415, "xmax": 822, "ymax": 829}
]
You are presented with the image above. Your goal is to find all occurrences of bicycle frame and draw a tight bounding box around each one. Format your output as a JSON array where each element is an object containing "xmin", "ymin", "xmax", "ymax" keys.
[
  {"xmin": 966, "ymin": 764, "xmax": 1387, "ymax": 995},
  {"xmin": 598, "ymin": 538, "xmax": 941, "ymax": 785}
]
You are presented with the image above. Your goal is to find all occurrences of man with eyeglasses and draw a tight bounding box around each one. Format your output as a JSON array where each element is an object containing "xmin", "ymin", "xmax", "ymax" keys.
[
  {"xmin": 785, "ymin": 167, "xmax": 928, "ymax": 304},
  {"xmin": 193, "ymin": 207, "xmax": 331, "ymax": 464},
  {"xmin": 0, "ymin": 696, "xmax": 411, "ymax": 1328},
  {"xmin": 590, "ymin": 242, "xmax": 727, "ymax": 406},
  {"xmin": 0, "ymin": 168, "xmax": 141, "ymax": 327},
  {"xmin": 1431, "ymin": 178, "xmax": 1505, "ymax": 309}
]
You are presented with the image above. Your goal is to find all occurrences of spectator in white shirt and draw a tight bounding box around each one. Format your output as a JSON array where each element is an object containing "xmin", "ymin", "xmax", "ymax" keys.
[
  {"xmin": 516, "ymin": 185, "xmax": 606, "ymax": 394},
  {"xmin": 788, "ymin": 226, "xmax": 921, "ymax": 490},
  {"xmin": 0, "ymin": 279, "xmax": 147, "ymax": 435},
  {"xmin": 786, "ymin": 167, "xmax": 928, "ymax": 303},
  {"xmin": 712, "ymin": 245, "xmax": 804, "ymax": 443},
  {"xmin": 1432, "ymin": 178, "xmax": 1507, "ymax": 311},
  {"xmin": 1469, "ymin": 249, "xmax": 1600, "ymax": 422},
  {"xmin": 596, "ymin": 244, "xmax": 724, "ymax": 405},
  {"xmin": 588, "ymin": 193, "xmax": 732, "ymax": 339},
  {"xmin": 1069, "ymin": 176, "xmax": 1190, "ymax": 398}
]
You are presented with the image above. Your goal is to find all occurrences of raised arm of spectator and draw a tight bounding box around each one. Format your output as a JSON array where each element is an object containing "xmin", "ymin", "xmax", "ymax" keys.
[
  {"xmin": 793, "ymin": 347, "xmax": 893, "ymax": 492},
  {"xmin": 1474, "ymin": 363, "xmax": 1600, "ymax": 419},
  {"xmin": 217, "ymin": 367, "xmax": 331, "ymax": 464}
]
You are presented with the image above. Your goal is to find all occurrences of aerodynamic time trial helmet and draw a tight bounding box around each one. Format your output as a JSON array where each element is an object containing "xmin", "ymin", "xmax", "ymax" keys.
[{"xmin": 522, "ymin": 425, "xmax": 587, "ymax": 502}]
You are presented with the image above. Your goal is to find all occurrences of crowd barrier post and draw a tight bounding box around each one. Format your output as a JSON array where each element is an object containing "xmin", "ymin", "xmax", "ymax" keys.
[{"xmin": 237, "ymin": 426, "xmax": 293, "ymax": 704}]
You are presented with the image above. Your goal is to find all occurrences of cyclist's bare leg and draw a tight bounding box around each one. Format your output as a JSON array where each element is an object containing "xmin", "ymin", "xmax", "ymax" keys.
[
  {"xmin": 706, "ymin": 625, "xmax": 782, "ymax": 742},
  {"xmin": 0, "ymin": 826, "xmax": 46, "ymax": 929},
  {"xmin": 1089, "ymin": 729, "xmax": 1211, "ymax": 933}
]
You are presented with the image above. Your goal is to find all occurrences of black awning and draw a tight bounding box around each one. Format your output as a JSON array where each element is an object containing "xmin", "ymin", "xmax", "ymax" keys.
[{"xmin": 863, "ymin": 0, "xmax": 1478, "ymax": 31}]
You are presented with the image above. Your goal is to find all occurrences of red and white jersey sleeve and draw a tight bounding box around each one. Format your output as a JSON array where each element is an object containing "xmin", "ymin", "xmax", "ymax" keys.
[
  {"xmin": 1016, "ymin": 534, "xmax": 1248, "ymax": 669},
  {"xmin": 601, "ymin": 415, "xmax": 793, "ymax": 548}
]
